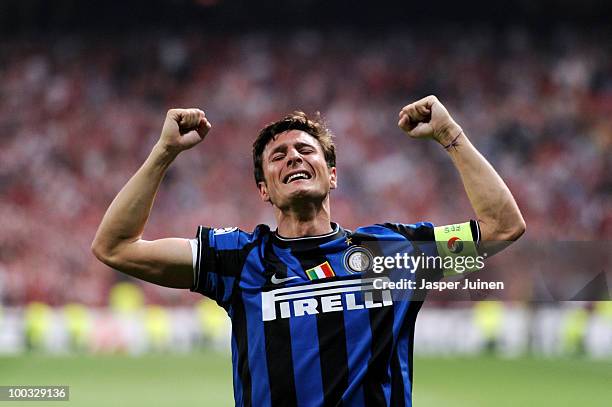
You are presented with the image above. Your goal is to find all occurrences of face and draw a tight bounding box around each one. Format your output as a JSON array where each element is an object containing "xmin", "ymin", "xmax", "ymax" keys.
[{"xmin": 258, "ymin": 130, "xmax": 337, "ymax": 209}]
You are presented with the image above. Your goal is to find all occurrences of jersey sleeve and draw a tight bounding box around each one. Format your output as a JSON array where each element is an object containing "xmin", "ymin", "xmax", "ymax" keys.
[
  {"xmin": 382, "ymin": 220, "xmax": 482, "ymax": 277},
  {"xmin": 190, "ymin": 226, "xmax": 244, "ymax": 308}
]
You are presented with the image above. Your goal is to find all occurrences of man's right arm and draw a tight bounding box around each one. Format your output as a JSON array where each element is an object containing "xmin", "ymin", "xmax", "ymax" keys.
[{"xmin": 91, "ymin": 108, "xmax": 211, "ymax": 288}]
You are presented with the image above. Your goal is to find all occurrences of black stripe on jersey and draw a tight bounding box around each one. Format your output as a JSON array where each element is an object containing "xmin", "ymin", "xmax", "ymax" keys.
[
  {"xmin": 354, "ymin": 236, "xmax": 395, "ymax": 406},
  {"xmin": 389, "ymin": 345, "xmax": 404, "ymax": 407},
  {"xmin": 405, "ymin": 301, "xmax": 423, "ymax": 390},
  {"xmin": 232, "ymin": 291, "xmax": 253, "ymax": 407},
  {"xmin": 193, "ymin": 226, "xmax": 212, "ymax": 291},
  {"xmin": 363, "ymin": 303, "xmax": 394, "ymax": 406},
  {"xmin": 263, "ymin": 238, "xmax": 299, "ymax": 407},
  {"xmin": 378, "ymin": 222, "xmax": 434, "ymax": 242},
  {"xmin": 381, "ymin": 220, "xmax": 481, "ymax": 246},
  {"xmin": 261, "ymin": 234, "xmax": 291, "ymax": 282},
  {"xmin": 229, "ymin": 238, "xmax": 263, "ymax": 407},
  {"xmin": 194, "ymin": 227, "xmax": 203, "ymax": 290},
  {"xmin": 293, "ymin": 249, "xmax": 349, "ymax": 407},
  {"xmin": 471, "ymin": 219, "xmax": 481, "ymax": 245}
]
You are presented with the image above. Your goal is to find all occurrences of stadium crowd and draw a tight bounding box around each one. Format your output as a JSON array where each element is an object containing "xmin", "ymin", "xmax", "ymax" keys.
[{"xmin": 0, "ymin": 26, "xmax": 610, "ymax": 306}]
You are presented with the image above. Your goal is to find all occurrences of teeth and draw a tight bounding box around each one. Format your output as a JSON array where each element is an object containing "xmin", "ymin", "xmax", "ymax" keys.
[{"xmin": 286, "ymin": 172, "xmax": 309, "ymax": 183}]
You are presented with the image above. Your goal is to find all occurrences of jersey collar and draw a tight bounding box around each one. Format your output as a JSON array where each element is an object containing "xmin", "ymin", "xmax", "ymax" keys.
[{"xmin": 273, "ymin": 222, "xmax": 345, "ymax": 250}]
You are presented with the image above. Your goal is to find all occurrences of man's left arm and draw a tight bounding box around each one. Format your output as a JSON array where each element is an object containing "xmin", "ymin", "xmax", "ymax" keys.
[{"xmin": 399, "ymin": 95, "xmax": 526, "ymax": 256}]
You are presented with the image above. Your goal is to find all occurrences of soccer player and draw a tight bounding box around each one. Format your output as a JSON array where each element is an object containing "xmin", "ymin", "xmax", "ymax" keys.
[{"xmin": 92, "ymin": 95, "xmax": 525, "ymax": 406}]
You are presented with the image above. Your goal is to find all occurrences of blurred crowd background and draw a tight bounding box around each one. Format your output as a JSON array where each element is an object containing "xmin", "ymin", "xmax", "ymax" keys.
[{"xmin": 0, "ymin": 0, "xmax": 610, "ymax": 311}]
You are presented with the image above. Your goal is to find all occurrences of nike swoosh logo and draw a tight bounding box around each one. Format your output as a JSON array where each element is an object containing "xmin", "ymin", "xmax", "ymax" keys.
[{"xmin": 271, "ymin": 275, "xmax": 300, "ymax": 285}]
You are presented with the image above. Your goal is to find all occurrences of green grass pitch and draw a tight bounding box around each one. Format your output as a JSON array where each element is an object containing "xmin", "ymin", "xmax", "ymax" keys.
[{"xmin": 1, "ymin": 352, "xmax": 611, "ymax": 406}]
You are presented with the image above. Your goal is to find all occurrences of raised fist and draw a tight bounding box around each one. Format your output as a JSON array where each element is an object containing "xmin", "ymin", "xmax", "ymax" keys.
[
  {"xmin": 398, "ymin": 96, "xmax": 461, "ymax": 145},
  {"xmin": 159, "ymin": 108, "xmax": 211, "ymax": 153}
]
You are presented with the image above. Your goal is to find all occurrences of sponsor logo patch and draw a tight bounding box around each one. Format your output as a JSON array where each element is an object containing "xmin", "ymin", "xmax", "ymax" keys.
[
  {"xmin": 261, "ymin": 278, "xmax": 393, "ymax": 321},
  {"xmin": 213, "ymin": 227, "xmax": 238, "ymax": 235}
]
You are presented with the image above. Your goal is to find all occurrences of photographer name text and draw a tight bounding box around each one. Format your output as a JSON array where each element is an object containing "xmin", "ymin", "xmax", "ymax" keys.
[{"xmin": 373, "ymin": 278, "xmax": 504, "ymax": 292}]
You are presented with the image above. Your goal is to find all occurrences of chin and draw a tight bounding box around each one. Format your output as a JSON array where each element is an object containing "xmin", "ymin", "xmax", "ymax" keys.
[
  {"xmin": 279, "ymin": 188, "xmax": 327, "ymax": 207},
  {"xmin": 289, "ymin": 188, "xmax": 315, "ymax": 200}
]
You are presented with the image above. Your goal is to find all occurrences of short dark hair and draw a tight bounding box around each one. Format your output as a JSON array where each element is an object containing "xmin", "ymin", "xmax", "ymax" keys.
[{"xmin": 252, "ymin": 111, "xmax": 336, "ymax": 185}]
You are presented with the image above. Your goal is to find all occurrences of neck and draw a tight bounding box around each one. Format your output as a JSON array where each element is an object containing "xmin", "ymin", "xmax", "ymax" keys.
[{"xmin": 274, "ymin": 196, "xmax": 333, "ymax": 238}]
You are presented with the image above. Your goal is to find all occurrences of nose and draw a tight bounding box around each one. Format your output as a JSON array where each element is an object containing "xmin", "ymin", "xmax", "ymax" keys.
[{"xmin": 286, "ymin": 148, "xmax": 303, "ymax": 167}]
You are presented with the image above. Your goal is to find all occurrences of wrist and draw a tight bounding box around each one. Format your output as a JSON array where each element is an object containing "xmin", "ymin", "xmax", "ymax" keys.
[
  {"xmin": 435, "ymin": 123, "xmax": 464, "ymax": 147},
  {"xmin": 151, "ymin": 142, "xmax": 180, "ymax": 167}
]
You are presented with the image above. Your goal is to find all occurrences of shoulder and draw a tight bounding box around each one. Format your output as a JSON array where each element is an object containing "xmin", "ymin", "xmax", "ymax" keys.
[
  {"xmin": 352, "ymin": 221, "xmax": 435, "ymax": 241},
  {"xmin": 198, "ymin": 224, "xmax": 273, "ymax": 250}
]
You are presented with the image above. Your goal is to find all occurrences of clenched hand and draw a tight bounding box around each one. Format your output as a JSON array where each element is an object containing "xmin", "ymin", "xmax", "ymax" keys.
[{"xmin": 159, "ymin": 108, "xmax": 211, "ymax": 154}]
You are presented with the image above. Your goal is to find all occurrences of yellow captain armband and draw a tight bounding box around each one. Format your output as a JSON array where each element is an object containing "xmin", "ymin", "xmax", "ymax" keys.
[{"xmin": 434, "ymin": 221, "xmax": 483, "ymax": 277}]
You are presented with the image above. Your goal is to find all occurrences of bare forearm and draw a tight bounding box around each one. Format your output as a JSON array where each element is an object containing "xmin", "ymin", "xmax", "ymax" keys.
[
  {"xmin": 93, "ymin": 143, "xmax": 177, "ymax": 254},
  {"xmin": 91, "ymin": 108, "xmax": 209, "ymax": 288},
  {"xmin": 441, "ymin": 126, "xmax": 525, "ymax": 242},
  {"xmin": 399, "ymin": 95, "xmax": 525, "ymax": 254}
]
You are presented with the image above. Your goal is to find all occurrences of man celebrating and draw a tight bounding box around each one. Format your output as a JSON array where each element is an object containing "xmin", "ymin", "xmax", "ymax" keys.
[{"xmin": 92, "ymin": 95, "xmax": 525, "ymax": 406}]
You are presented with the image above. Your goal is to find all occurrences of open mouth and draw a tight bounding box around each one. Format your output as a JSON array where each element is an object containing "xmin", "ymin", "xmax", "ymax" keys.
[{"xmin": 283, "ymin": 171, "xmax": 312, "ymax": 184}]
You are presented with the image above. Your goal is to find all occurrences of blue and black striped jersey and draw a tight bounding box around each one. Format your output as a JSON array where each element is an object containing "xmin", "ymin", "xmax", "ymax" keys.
[{"xmin": 191, "ymin": 221, "xmax": 480, "ymax": 407}]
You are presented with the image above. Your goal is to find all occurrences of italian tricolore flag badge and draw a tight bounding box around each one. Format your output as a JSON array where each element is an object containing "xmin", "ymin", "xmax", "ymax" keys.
[{"xmin": 305, "ymin": 261, "xmax": 335, "ymax": 281}]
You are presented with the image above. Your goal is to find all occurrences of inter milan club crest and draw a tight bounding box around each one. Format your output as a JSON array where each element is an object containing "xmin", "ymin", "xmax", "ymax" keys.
[{"xmin": 343, "ymin": 246, "xmax": 374, "ymax": 274}]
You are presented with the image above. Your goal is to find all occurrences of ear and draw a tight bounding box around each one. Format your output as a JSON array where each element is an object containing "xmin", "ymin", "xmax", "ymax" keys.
[
  {"xmin": 329, "ymin": 167, "xmax": 337, "ymax": 189},
  {"xmin": 258, "ymin": 181, "xmax": 271, "ymax": 202}
]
